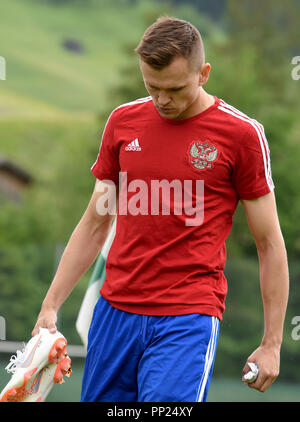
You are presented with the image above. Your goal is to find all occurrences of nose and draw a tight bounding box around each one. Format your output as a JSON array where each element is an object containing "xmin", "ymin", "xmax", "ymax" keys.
[{"xmin": 157, "ymin": 91, "xmax": 171, "ymax": 107}]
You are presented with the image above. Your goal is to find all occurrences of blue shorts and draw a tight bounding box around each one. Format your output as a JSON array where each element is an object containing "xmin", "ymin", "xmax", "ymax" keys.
[{"xmin": 81, "ymin": 296, "xmax": 219, "ymax": 402}]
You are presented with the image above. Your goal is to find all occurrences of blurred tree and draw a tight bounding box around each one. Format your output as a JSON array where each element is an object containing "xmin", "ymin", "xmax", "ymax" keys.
[
  {"xmin": 169, "ymin": 0, "xmax": 226, "ymax": 21},
  {"xmin": 0, "ymin": 119, "xmax": 98, "ymax": 342},
  {"xmin": 226, "ymin": 0, "xmax": 300, "ymax": 102},
  {"xmin": 205, "ymin": 0, "xmax": 300, "ymax": 382},
  {"xmin": 41, "ymin": 0, "xmax": 90, "ymax": 4},
  {"xmin": 1, "ymin": 0, "xmax": 299, "ymax": 381},
  {"xmin": 99, "ymin": 0, "xmax": 300, "ymax": 259},
  {"xmin": 98, "ymin": 2, "xmax": 169, "ymax": 116},
  {"xmin": 93, "ymin": 1, "xmax": 300, "ymax": 381},
  {"xmin": 98, "ymin": 0, "xmax": 221, "ymax": 113},
  {"xmin": 206, "ymin": 0, "xmax": 300, "ymax": 259}
]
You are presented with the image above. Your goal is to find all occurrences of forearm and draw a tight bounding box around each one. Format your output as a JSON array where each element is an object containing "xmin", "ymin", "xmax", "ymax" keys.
[
  {"xmin": 258, "ymin": 239, "xmax": 289, "ymax": 349},
  {"xmin": 42, "ymin": 215, "xmax": 112, "ymax": 313},
  {"xmin": 241, "ymin": 192, "xmax": 288, "ymax": 391}
]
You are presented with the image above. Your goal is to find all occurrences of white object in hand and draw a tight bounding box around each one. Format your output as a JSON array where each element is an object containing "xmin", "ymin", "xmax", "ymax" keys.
[{"xmin": 244, "ymin": 362, "xmax": 259, "ymax": 383}]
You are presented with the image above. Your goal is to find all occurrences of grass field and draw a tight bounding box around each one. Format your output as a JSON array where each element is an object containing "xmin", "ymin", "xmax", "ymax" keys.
[
  {"xmin": 1, "ymin": 356, "xmax": 299, "ymax": 402},
  {"xmin": 1, "ymin": 0, "xmax": 300, "ymax": 404},
  {"xmin": 0, "ymin": 0, "xmax": 223, "ymax": 117},
  {"xmin": 47, "ymin": 362, "xmax": 300, "ymax": 402},
  {"xmin": 0, "ymin": 0, "xmax": 149, "ymax": 116},
  {"xmin": 47, "ymin": 370, "xmax": 300, "ymax": 402}
]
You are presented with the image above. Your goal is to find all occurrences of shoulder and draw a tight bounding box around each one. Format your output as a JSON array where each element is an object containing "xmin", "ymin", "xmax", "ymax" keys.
[
  {"xmin": 217, "ymin": 98, "xmax": 267, "ymax": 150},
  {"xmin": 109, "ymin": 96, "xmax": 153, "ymax": 122}
]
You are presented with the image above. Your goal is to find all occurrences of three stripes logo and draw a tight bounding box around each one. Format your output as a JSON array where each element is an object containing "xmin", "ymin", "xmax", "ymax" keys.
[{"xmin": 125, "ymin": 138, "xmax": 141, "ymax": 151}]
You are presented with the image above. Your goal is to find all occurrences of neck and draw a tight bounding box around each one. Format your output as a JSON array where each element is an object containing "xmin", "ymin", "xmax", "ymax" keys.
[
  {"xmin": 195, "ymin": 88, "xmax": 215, "ymax": 112},
  {"xmin": 176, "ymin": 88, "xmax": 215, "ymax": 120}
]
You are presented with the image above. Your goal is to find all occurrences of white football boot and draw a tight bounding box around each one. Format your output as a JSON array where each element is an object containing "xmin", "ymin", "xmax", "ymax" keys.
[
  {"xmin": 0, "ymin": 328, "xmax": 71, "ymax": 402},
  {"xmin": 22, "ymin": 358, "xmax": 72, "ymax": 402}
]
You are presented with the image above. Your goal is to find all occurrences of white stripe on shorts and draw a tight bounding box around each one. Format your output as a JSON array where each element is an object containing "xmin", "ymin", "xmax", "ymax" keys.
[{"xmin": 196, "ymin": 316, "xmax": 219, "ymax": 402}]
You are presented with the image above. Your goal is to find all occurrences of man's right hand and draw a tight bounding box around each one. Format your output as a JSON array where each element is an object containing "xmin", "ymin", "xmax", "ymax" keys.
[{"xmin": 32, "ymin": 306, "xmax": 58, "ymax": 337}]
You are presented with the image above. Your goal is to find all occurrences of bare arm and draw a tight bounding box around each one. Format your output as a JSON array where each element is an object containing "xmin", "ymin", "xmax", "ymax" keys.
[
  {"xmin": 32, "ymin": 180, "xmax": 118, "ymax": 336},
  {"xmin": 240, "ymin": 191, "xmax": 289, "ymax": 392}
]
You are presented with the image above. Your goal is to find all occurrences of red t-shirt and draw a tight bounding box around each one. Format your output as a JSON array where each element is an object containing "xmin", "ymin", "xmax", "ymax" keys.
[{"xmin": 91, "ymin": 96, "xmax": 274, "ymax": 320}]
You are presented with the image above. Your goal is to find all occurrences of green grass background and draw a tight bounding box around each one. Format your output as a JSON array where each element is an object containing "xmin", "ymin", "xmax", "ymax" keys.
[
  {"xmin": 1, "ymin": 356, "xmax": 300, "ymax": 402},
  {"xmin": 0, "ymin": 0, "xmax": 147, "ymax": 116},
  {"xmin": 1, "ymin": 0, "xmax": 300, "ymax": 403}
]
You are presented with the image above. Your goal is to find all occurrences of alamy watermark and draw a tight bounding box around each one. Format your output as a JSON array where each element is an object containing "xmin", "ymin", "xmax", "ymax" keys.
[
  {"xmin": 291, "ymin": 316, "xmax": 300, "ymax": 340},
  {"xmin": 291, "ymin": 56, "xmax": 300, "ymax": 81},
  {"xmin": 95, "ymin": 172, "xmax": 205, "ymax": 226},
  {"xmin": 0, "ymin": 316, "xmax": 6, "ymax": 340},
  {"xmin": 0, "ymin": 56, "xmax": 6, "ymax": 80}
]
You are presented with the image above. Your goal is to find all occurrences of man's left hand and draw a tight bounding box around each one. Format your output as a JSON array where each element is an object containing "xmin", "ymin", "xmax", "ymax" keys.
[{"xmin": 242, "ymin": 345, "xmax": 280, "ymax": 392}]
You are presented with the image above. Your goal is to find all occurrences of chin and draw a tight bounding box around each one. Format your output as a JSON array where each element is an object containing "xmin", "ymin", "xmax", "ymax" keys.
[{"xmin": 159, "ymin": 108, "xmax": 182, "ymax": 119}]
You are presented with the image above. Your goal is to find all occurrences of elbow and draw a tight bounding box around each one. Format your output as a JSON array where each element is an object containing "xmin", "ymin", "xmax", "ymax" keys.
[
  {"xmin": 92, "ymin": 215, "xmax": 114, "ymax": 243},
  {"xmin": 256, "ymin": 234, "xmax": 288, "ymax": 263},
  {"xmin": 82, "ymin": 210, "xmax": 115, "ymax": 244}
]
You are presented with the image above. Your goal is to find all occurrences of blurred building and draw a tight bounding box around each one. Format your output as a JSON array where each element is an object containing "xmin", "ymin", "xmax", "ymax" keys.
[{"xmin": 0, "ymin": 157, "xmax": 32, "ymax": 202}]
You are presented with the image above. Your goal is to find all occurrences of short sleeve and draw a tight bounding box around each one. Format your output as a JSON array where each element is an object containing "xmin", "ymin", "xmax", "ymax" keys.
[
  {"xmin": 91, "ymin": 110, "xmax": 120, "ymax": 185},
  {"xmin": 232, "ymin": 122, "xmax": 275, "ymax": 200}
]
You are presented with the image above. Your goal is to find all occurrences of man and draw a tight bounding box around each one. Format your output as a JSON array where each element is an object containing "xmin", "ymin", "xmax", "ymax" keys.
[{"xmin": 32, "ymin": 17, "xmax": 289, "ymax": 402}]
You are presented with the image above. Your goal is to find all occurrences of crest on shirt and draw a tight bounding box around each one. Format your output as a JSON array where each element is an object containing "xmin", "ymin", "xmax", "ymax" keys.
[{"xmin": 187, "ymin": 141, "xmax": 218, "ymax": 171}]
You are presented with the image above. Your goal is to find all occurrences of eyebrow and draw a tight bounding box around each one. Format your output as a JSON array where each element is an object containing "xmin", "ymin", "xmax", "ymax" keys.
[{"xmin": 148, "ymin": 83, "xmax": 186, "ymax": 91}]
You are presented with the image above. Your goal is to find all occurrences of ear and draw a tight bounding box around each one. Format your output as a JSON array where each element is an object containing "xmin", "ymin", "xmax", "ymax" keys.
[{"xmin": 199, "ymin": 63, "xmax": 211, "ymax": 86}]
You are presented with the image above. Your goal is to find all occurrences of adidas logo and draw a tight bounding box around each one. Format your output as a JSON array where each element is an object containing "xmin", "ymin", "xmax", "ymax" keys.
[{"xmin": 125, "ymin": 138, "xmax": 142, "ymax": 151}]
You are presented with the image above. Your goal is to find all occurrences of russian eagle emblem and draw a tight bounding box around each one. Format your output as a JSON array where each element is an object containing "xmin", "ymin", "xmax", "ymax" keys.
[{"xmin": 188, "ymin": 141, "xmax": 218, "ymax": 170}]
